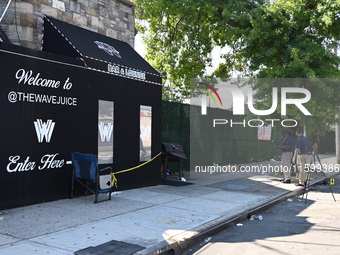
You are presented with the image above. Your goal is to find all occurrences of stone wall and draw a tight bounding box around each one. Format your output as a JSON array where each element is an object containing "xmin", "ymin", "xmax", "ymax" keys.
[{"xmin": 0, "ymin": 0, "xmax": 135, "ymax": 50}]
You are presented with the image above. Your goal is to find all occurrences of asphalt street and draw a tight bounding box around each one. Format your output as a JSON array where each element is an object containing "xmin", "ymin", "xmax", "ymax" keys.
[{"xmin": 184, "ymin": 175, "xmax": 340, "ymax": 255}]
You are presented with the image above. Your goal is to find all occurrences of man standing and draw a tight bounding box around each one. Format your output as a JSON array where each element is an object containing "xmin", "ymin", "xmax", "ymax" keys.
[
  {"xmin": 276, "ymin": 130, "xmax": 294, "ymax": 183},
  {"xmin": 293, "ymin": 127, "xmax": 309, "ymax": 187}
]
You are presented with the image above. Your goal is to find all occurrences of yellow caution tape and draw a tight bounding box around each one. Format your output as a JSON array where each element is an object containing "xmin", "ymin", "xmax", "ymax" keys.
[{"xmin": 111, "ymin": 152, "xmax": 162, "ymax": 188}]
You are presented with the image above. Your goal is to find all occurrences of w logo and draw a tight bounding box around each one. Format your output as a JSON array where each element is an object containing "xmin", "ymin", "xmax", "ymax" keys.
[
  {"xmin": 98, "ymin": 123, "xmax": 113, "ymax": 142},
  {"xmin": 34, "ymin": 119, "xmax": 55, "ymax": 143}
]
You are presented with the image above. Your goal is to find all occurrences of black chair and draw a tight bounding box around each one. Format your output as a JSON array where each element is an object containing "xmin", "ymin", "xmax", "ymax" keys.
[{"xmin": 71, "ymin": 152, "xmax": 112, "ymax": 203}]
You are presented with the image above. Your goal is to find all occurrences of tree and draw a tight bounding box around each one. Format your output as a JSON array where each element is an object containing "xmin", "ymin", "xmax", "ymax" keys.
[
  {"xmin": 134, "ymin": 0, "xmax": 339, "ymax": 87},
  {"xmin": 133, "ymin": 0, "xmax": 264, "ymax": 100},
  {"xmin": 230, "ymin": 0, "xmax": 340, "ymax": 135},
  {"xmin": 134, "ymin": 0, "xmax": 340, "ymax": 132}
]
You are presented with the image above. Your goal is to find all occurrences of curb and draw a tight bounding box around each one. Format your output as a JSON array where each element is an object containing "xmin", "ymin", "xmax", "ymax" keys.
[{"xmin": 135, "ymin": 173, "xmax": 338, "ymax": 255}]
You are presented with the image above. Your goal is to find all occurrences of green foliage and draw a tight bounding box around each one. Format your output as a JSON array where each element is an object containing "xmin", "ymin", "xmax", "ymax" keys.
[
  {"xmin": 134, "ymin": 0, "xmax": 340, "ymax": 132},
  {"xmin": 238, "ymin": 0, "xmax": 340, "ymax": 78},
  {"xmin": 134, "ymin": 0, "xmax": 264, "ymax": 100}
]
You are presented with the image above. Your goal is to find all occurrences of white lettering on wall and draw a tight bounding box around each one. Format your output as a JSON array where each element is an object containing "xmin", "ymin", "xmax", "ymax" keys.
[
  {"xmin": 15, "ymin": 69, "xmax": 61, "ymax": 89},
  {"xmin": 39, "ymin": 153, "xmax": 65, "ymax": 170},
  {"xmin": 107, "ymin": 64, "xmax": 146, "ymax": 80},
  {"xmin": 6, "ymin": 153, "xmax": 66, "ymax": 172},
  {"xmin": 6, "ymin": 156, "xmax": 36, "ymax": 172},
  {"xmin": 15, "ymin": 69, "xmax": 73, "ymax": 90}
]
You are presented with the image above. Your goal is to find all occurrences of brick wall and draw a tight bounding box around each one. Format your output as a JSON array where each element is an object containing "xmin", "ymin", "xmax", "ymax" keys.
[{"xmin": 0, "ymin": 0, "xmax": 135, "ymax": 50}]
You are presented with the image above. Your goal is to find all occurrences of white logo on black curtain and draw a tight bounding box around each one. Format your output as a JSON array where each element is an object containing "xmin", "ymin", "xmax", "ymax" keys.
[
  {"xmin": 98, "ymin": 123, "xmax": 113, "ymax": 142},
  {"xmin": 94, "ymin": 41, "xmax": 121, "ymax": 58},
  {"xmin": 34, "ymin": 119, "xmax": 55, "ymax": 143}
]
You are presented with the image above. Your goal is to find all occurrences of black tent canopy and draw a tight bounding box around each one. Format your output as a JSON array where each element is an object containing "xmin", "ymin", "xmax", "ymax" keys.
[{"xmin": 43, "ymin": 16, "xmax": 161, "ymax": 85}]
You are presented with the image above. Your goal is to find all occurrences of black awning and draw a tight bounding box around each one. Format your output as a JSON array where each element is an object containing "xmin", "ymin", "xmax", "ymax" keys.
[{"xmin": 42, "ymin": 16, "xmax": 161, "ymax": 85}]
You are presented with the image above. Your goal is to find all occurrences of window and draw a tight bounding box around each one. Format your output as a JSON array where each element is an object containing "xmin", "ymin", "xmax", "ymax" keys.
[
  {"xmin": 98, "ymin": 100, "xmax": 114, "ymax": 164},
  {"xmin": 140, "ymin": 105, "xmax": 152, "ymax": 161}
]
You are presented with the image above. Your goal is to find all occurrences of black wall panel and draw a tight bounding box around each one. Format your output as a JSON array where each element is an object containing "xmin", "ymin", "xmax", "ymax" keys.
[{"xmin": 0, "ymin": 44, "xmax": 162, "ymax": 209}]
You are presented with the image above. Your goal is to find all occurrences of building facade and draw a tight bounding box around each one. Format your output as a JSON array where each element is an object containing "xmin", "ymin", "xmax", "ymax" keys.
[{"xmin": 0, "ymin": 0, "xmax": 136, "ymax": 49}]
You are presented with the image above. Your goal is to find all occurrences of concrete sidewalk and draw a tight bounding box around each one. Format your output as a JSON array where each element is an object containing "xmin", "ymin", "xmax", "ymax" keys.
[{"xmin": 0, "ymin": 155, "xmax": 338, "ymax": 255}]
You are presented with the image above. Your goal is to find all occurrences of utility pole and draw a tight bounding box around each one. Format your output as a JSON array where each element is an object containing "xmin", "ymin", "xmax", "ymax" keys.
[
  {"xmin": 336, "ymin": 107, "xmax": 340, "ymax": 164},
  {"xmin": 335, "ymin": 46, "xmax": 340, "ymax": 164}
]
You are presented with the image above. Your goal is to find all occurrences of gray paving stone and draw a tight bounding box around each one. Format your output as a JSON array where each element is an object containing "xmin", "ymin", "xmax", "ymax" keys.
[
  {"xmin": 0, "ymin": 240, "xmax": 71, "ymax": 255},
  {"xmin": 0, "ymin": 234, "xmax": 20, "ymax": 246}
]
